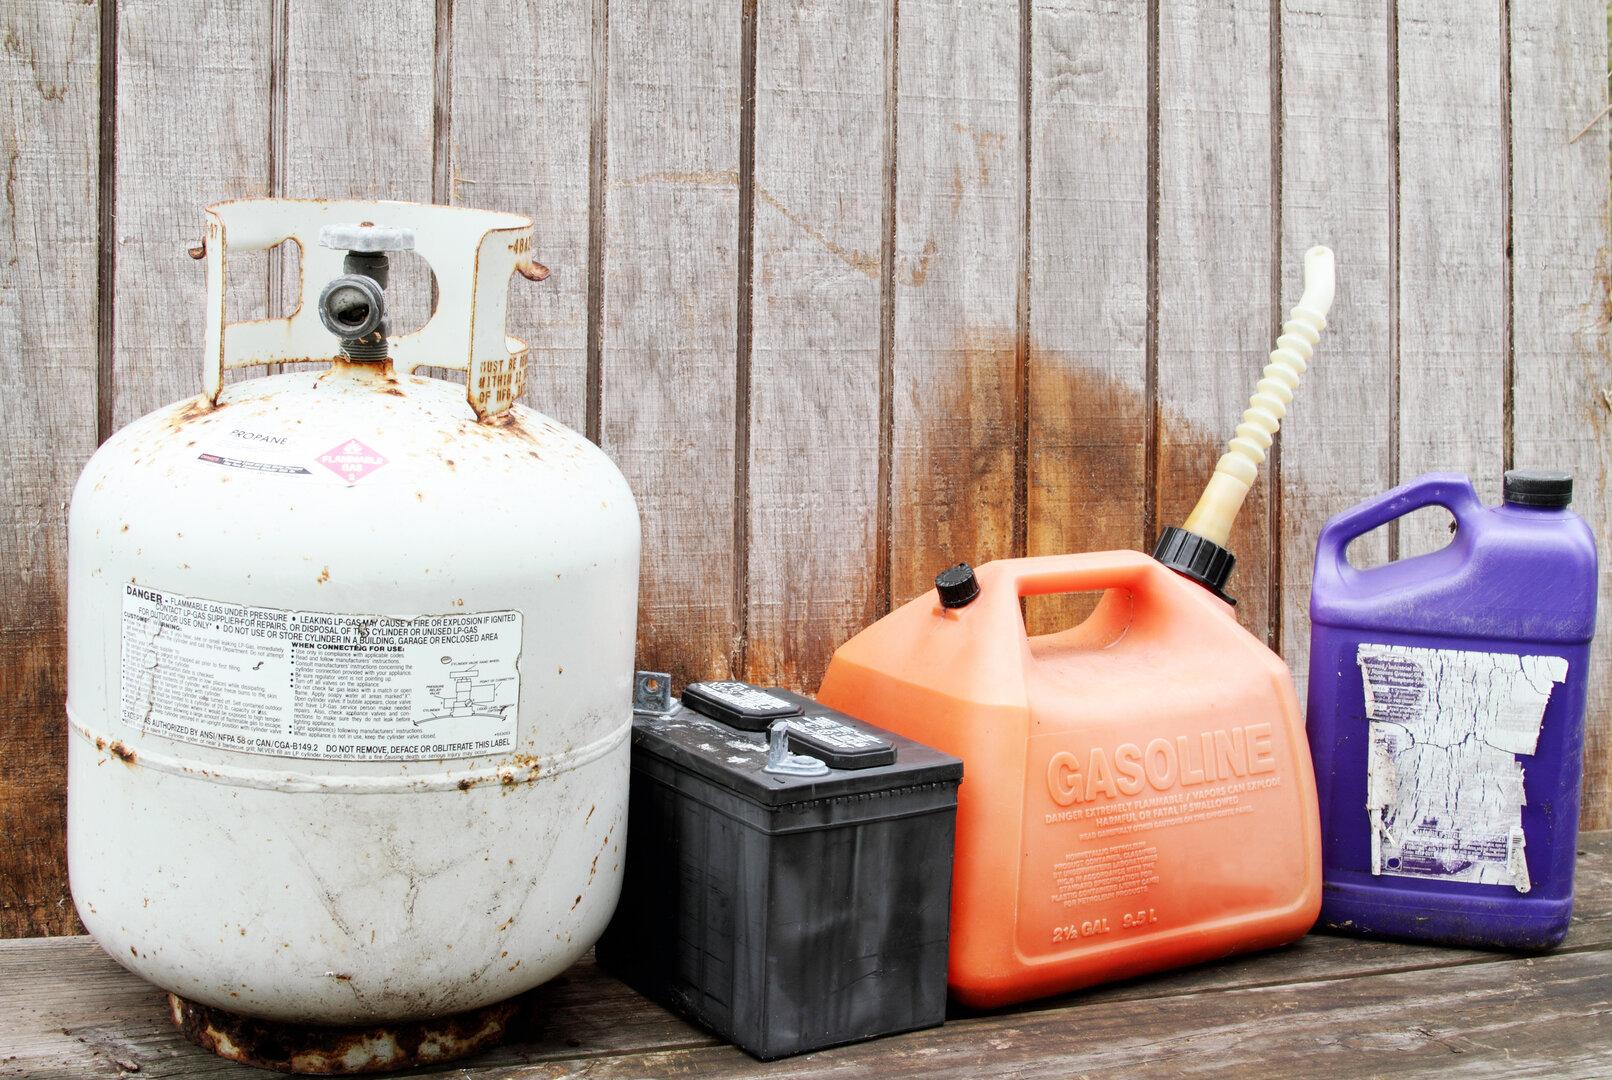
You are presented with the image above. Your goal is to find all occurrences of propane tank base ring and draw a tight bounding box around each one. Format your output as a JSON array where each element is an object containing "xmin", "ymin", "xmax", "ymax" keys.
[
  {"xmin": 170, "ymin": 992, "xmax": 518, "ymax": 1075},
  {"xmin": 67, "ymin": 711, "xmax": 629, "ymax": 794}
]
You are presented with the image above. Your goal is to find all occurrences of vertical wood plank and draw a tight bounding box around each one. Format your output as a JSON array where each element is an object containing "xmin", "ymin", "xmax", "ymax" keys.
[
  {"xmin": 742, "ymin": 0, "xmax": 886, "ymax": 688},
  {"xmin": 111, "ymin": 0, "xmax": 270, "ymax": 427},
  {"xmin": 602, "ymin": 0, "xmax": 741, "ymax": 681},
  {"xmin": 284, "ymin": 0, "xmax": 436, "ymax": 330},
  {"xmin": 1156, "ymin": 0, "xmax": 1275, "ymax": 638},
  {"xmin": 449, "ymin": 0, "xmax": 593, "ymax": 431},
  {"xmin": 890, "ymin": 0, "xmax": 1023, "ymax": 605},
  {"xmin": 1025, "ymin": 0, "xmax": 1149, "ymax": 633},
  {"xmin": 1395, "ymin": 1, "xmax": 1505, "ymax": 555},
  {"xmin": 1277, "ymin": 0, "xmax": 1394, "ymax": 699},
  {"xmin": 0, "ymin": 0, "xmax": 99, "ymax": 937},
  {"xmin": 1508, "ymin": 0, "xmax": 1611, "ymax": 826}
]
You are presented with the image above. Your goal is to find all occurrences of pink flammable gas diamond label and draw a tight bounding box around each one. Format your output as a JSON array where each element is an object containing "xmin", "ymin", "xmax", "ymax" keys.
[{"xmin": 318, "ymin": 439, "xmax": 389, "ymax": 483}]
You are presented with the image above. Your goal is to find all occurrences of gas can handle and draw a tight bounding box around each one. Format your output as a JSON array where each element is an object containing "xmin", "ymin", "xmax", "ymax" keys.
[
  {"xmin": 197, "ymin": 198, "xmax": 543, "ymax": 419},
  {"xmin": 1008, "ymin": 550, "xmax": 1158, "ymax": 598},
  {"xmin": 1313, "ymin": 472, "xmax": 1483, "ymax": 581},
  {"xmin": 1002, "ymin": 551, "xmax": 1191, "ymax": 643}
]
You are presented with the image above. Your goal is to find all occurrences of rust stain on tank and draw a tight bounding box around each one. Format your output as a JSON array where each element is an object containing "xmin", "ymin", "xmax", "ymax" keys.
[
  {"xmin": 107, "ymin": 741, "xmax": 137, "ymax": 766},
  {"xmin": 168, "ymin": 396, "xmax": 227, "ymax": 430},
  {"xmin": 316, "ymin": 566, "xmax": 331, "ymax": 585},
  {"xmin": 168, "ymin": 993, "xmax": 517, "ymax": 1075},
  {"xmin": 479, "ymin": 412, "xmax": 537, "ymax": 443},
  {"xmin": 458, "ymin": 753, "xmax": 544, "ymax": 793},
  {"xmin": 586, "ymin": 825, "xmax": 615, "ymax": 883}
]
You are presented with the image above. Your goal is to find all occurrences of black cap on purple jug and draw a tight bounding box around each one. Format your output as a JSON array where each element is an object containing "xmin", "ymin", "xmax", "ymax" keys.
[{"xmin": 1503, "ymin": 469, "xmax": 1573, "ymax": 508}]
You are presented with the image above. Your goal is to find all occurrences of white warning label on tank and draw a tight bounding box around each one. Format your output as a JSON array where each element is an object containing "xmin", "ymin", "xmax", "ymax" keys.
[
  {"xmin": 1358, "ymin": 642, "xmax": 1566, "ymax": 892},
  {"xmin": 119, "ymin": 584, "xmax": 521, "ymax": 761}
]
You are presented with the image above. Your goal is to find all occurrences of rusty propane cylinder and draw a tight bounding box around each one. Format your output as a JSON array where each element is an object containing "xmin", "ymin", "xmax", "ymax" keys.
[{"xmin": 66, "ymin": 199, "xmax": 639, "ymax": 1073}]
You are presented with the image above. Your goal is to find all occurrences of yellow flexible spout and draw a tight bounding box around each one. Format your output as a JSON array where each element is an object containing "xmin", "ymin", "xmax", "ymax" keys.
[{"xmin": 1181, "ymin": 245, "xmax": 1336, "ymax": 546}]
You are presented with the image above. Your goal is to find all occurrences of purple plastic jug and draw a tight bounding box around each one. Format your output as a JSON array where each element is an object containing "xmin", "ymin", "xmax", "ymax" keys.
[{"xmin": 1306, "ymin": 469, "xmax": 1598, "ymax": 948}]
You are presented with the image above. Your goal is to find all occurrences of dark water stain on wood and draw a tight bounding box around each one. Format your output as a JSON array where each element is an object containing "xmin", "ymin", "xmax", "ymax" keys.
[
  {"xmin": 742, "ymin": 325, "xmax": 1237, "ymax": 693},
  {"xmin": 888, "ymin": 326, "xmax": 1023, "ymax": 611},
  {"xmin": 889, "ymin": 325, "xmax": 1239, "ymax": 642},
  {"xmin": 0, "ymin": 627, "xmax": 78, "ymax": 937}
]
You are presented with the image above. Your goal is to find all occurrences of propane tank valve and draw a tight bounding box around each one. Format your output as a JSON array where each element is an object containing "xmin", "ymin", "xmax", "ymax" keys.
[{"xmin": 317, "ymin": 223, "xmax": 416, "ymax": 361}]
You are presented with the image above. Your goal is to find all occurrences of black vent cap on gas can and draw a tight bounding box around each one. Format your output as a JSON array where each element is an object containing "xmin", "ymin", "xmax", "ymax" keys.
[
  {"xmin": 935, "ymin": 563, "xmax": 980, "ymax": 608},
  {"xmin": 1152, "ymin": 526, "xmax": 1236, "ymax": 605},
  {"xmin": 1504, "ymin": 468, "xmax": 1573, "ymax": 508}
]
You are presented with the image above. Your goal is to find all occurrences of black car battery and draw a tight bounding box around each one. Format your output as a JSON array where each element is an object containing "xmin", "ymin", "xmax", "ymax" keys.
[{"xmin": 596, "ymin": 675, "xmax": 962, "ymax": 1060}]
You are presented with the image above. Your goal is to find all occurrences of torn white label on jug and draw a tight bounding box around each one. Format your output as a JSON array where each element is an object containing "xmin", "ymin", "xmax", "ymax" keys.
[
  {"xmin": 119, "ymin": 584, "xmax": 521, "ymax": 761},
  {"xmin": 1358, "ymin": 643, "xmax": 1567, "ymax": 892}
]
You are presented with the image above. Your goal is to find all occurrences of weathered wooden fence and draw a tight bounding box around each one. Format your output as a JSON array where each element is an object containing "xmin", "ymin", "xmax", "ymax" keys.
[{"xmin": 2, "ymin": 0, "xmax": 1607, "ymax": 938}]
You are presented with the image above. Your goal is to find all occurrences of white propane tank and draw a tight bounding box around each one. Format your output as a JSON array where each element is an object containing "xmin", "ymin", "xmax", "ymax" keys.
[{"xmin": 66, "ymin": 199, "xmax": 640, "ymax": 1073}]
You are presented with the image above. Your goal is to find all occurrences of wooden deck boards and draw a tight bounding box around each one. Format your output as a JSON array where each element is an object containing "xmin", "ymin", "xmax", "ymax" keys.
[{"xmin": 3, "ymin": 832, "xmax": 1607, "ymax": 1078}]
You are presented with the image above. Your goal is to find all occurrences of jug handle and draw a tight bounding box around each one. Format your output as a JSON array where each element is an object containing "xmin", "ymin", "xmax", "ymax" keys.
[{"xmin": 1314, "ymin": 472, "xmax": 1483, "ymax": 585}]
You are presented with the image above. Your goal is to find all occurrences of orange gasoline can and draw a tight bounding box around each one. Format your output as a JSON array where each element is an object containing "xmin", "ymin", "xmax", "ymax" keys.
[
  {"xmin": 818, "ymin": 553, "xmax": 1321, "ymax": 1007},
  {"xmin": 821, "ymin": 246, "xmax": 1337, "ymax": 1007}
]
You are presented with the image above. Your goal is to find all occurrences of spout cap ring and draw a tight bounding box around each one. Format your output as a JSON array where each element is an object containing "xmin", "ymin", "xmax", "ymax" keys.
[{"xmin": 1152, "ymin": 527, "xmax": 1237, "ymax": 605}]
